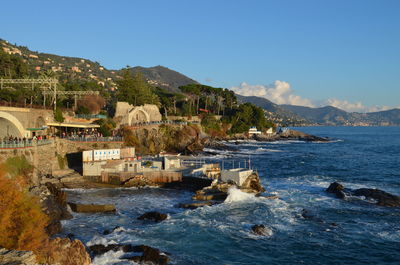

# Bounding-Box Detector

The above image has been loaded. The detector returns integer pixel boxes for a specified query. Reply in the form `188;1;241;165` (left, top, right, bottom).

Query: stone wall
0;139;124;183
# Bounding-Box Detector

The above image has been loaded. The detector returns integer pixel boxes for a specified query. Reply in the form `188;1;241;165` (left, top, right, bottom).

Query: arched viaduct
0;107;53;138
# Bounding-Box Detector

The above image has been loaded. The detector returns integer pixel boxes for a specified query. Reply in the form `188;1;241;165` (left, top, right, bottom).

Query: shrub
0;168;49;255
3;155;33;181
57;154;66;170
54;108;64;123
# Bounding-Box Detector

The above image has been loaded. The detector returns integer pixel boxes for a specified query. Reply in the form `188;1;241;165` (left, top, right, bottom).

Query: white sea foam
224;187;255;203
91;250;131;265
86;235;118;247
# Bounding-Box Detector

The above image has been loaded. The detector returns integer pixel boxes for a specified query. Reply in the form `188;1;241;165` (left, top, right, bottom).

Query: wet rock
241;173;266;193
251;224;273;236
353;188;400;207
103;226;121;235
178;201;216;209
90;244;169;265
137;211;168;222
128;245;169;265
46;237;91;265
326;182;400;207
89;244;126;256
326;182;346;199
192;188;228;201
301;209;324;223
0;248;37;265
68;202;116;213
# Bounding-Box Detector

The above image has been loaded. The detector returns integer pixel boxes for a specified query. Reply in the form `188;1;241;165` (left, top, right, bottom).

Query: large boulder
137;211;168;222
326;182;400;207
45;237;91;265
326;182;346;199
128;245;169;265
241;173;265;193
0;248;37;265
251;224;273;236
178;201;216;209
353;188;400;207
68;202;116;213
89;244;169;265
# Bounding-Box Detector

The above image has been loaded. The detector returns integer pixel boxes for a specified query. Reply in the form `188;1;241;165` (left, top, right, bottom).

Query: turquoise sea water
61;127;400;264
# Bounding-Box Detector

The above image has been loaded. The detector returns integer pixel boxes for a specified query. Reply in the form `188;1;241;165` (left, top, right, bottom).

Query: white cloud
231;81;395;113
324;98;393;113
231;81;315;107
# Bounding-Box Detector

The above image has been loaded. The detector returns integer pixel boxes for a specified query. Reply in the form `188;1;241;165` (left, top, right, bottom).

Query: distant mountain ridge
237;94;400;126
124;66;198;92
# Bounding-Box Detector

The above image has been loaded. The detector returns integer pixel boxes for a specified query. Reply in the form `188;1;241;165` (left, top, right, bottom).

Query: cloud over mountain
231;81;314;107
231;81;395;113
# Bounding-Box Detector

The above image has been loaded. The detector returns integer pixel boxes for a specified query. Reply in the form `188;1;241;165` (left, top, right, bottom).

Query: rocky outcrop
224;129;329;142
241;173;265;193
178;201;216;209
0;248;37;265
251;224;273;236
353;188;400;207
326;182;400;207
192;172;265;202
137;211;168;222
68;202;116;213
29;182;72;235
326;182;346;199
45;237;91;265
89;244;169;265
273;129;329;142
192;187;228;201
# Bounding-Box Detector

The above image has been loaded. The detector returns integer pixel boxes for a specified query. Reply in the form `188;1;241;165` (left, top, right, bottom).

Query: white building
248;126;262;135
83;149;121;162
220;168;253;186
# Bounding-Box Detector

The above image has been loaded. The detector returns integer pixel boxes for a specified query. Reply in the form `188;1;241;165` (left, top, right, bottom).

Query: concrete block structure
220;168;253;186
164;157;181;170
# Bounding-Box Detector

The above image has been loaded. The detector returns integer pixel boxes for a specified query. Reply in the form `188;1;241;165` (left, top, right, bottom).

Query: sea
60;126;400;265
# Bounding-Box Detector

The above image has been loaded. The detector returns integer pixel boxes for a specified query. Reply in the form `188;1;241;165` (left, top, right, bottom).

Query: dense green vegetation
0;40;275;134
116;69;159;106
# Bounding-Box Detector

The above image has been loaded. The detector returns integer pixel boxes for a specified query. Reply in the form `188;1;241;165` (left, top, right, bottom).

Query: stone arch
35;116;46;128
0;111;27;138
128;107;150;125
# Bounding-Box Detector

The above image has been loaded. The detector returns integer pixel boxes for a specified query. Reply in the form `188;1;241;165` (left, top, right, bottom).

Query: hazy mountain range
2;38;399;126
238;94;400;126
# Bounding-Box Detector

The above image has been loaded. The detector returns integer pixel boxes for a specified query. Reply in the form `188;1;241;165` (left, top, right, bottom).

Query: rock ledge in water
68;202;116;213
89;244;169;265
326;182;400;207
137;211;168;222
251;224;273;236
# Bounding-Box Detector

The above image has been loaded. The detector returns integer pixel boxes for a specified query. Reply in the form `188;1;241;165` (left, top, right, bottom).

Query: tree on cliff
0;49;29;78
116;69;159;106
227;103;273;134
0;168;49;254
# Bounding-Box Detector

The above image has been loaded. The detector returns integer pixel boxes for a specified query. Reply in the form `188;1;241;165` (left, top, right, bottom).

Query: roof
101;159;124;169
46;122;100;128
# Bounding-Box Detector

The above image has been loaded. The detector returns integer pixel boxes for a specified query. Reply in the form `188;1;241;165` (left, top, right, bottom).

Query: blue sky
1;0;399;112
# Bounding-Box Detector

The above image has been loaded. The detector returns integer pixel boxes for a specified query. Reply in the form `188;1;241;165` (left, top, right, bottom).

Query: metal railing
75;114;107;119
0;139;53;149
66;136;123;142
